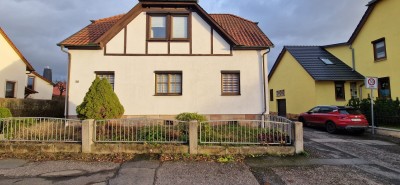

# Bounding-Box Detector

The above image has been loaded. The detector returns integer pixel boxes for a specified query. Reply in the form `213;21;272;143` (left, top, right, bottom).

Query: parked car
298;106;369;134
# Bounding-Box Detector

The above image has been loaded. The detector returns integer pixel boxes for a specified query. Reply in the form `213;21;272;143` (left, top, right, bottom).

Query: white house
58;0;273;120
26;71;54;100
0;27;53;100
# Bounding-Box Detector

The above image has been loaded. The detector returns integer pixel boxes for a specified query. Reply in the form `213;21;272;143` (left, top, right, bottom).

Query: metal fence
200;116;293;145
0;117;82;142
94;118;188;144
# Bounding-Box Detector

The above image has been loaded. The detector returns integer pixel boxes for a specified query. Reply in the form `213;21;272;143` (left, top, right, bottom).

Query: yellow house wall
315;81;363;106
325;45;353;68
269;51;316;115
352;0;400;99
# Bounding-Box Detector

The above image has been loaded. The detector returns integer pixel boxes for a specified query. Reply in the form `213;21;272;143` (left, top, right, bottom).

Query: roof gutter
60;46;71;118
262;47;271;118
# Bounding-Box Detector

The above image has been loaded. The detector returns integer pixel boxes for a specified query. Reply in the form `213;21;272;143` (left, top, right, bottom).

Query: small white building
26;71;54;100
0;27;53;100
59;0;273;119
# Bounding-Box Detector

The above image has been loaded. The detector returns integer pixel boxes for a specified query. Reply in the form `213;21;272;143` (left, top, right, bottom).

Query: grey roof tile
285;46;365;81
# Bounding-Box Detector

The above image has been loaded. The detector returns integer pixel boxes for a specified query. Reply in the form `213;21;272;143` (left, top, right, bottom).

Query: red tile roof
59;14;125;46
59;13;272;48
209;14;273;47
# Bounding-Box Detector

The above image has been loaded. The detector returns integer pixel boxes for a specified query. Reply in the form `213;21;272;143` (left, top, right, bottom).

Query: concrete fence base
0;119;304;156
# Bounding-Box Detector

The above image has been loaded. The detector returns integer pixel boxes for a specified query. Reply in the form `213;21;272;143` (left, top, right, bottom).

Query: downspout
61;46;71;118
350;45;356;71
261;48;271;120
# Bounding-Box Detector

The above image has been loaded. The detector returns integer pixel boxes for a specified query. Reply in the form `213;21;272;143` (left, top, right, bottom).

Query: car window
309;107;320;113
339;108;362;115
319;107;333;113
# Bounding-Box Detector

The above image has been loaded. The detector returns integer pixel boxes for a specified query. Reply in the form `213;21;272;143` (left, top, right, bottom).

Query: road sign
365;77;378;89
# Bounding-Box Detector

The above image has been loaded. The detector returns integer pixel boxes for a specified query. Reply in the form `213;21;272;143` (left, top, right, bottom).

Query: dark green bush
76;77;125;120
0;107;12;118
348;97;400;126
176;112;207;122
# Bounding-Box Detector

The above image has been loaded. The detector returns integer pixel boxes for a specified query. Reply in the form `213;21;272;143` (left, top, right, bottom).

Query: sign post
365;77;378;135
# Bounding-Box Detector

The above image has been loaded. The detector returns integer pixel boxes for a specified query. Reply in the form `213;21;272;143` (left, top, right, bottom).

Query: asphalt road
246;127;400;185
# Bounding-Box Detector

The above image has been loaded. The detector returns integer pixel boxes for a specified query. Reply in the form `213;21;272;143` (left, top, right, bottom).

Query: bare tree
54;81;66;97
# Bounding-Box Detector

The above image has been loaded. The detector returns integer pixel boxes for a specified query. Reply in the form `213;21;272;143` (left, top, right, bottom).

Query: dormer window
148;14;189;41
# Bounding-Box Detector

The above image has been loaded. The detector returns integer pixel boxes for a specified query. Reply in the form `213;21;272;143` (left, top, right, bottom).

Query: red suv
298;106;369;134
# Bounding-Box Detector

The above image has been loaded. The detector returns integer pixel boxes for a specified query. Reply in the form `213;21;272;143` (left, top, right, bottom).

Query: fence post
294;122;304;154
82;119;95;153
189;121;199;155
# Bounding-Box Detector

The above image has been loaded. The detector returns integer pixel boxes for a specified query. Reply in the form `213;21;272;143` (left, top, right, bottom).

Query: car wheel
299;117;308;127
326;121;337;134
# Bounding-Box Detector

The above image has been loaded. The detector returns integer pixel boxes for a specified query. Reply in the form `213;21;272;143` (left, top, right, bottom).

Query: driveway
246;127;400;185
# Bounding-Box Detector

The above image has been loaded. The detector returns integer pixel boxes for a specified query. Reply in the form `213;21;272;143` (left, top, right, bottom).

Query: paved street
1;127;400;185
247;127;400;185
0;156;258;185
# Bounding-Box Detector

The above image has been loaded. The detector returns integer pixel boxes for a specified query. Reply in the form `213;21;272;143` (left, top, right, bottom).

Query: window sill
222;94;241;96
154;94;182;96
147;39;190;42
374;58;387;62
335;99;346;101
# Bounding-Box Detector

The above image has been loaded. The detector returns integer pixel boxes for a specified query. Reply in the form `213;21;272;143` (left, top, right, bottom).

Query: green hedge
0;98;64;118
348;98;400;127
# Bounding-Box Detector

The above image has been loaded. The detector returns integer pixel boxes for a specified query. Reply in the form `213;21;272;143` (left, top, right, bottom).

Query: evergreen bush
76;77;124;120
0;107;12;118
176;112;207;122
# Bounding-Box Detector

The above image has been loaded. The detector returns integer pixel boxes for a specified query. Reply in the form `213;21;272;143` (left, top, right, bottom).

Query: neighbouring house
326;0;399;100
26;71;54;100
268;46;365;117
58;0;273;119
0;27;53;100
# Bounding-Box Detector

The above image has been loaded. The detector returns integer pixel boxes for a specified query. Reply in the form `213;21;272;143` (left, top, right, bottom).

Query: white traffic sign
365;77;378;89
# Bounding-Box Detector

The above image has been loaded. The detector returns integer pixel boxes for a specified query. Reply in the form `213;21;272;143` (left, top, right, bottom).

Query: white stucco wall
106;12;231;55
126;12;147;54
0;33;28;99
68;9;270;117
27;75;53;100
68;49;267;116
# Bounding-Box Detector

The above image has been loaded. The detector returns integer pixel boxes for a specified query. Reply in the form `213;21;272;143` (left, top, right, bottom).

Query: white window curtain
172;16;188;39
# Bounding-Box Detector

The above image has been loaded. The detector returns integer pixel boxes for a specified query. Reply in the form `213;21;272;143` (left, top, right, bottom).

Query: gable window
96;72;115;90
150;16;167;39
155;72;182;95
5;81;16;98
172;16;188;39
148;14;189;41
335;81;345;100
221;71;240;96
27;76;35;90
372;38;387;61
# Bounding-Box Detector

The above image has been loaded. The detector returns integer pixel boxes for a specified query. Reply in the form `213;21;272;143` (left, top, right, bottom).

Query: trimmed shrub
176;112;207;122
76;77;125;120
0;107;12;118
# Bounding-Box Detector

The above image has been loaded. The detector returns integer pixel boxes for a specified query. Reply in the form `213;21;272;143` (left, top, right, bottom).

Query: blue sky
0;0;370;81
